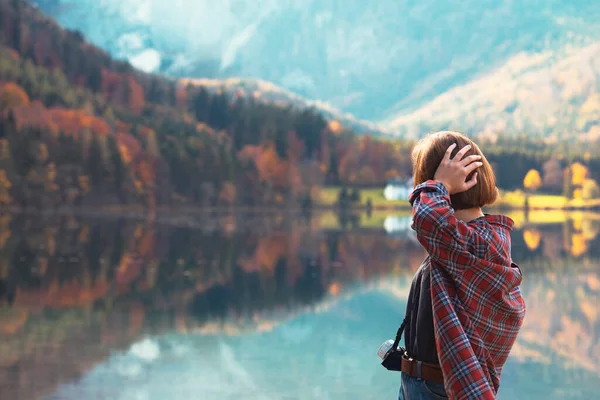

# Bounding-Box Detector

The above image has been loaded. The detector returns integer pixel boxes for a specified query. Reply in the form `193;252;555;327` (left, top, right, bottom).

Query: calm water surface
0;211;599;400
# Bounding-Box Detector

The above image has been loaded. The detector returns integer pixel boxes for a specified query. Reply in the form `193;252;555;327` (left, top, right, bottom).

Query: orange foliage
239;144;290;190
101;69;125;104
49;108;111;138
116;120;132;133
127;76;145;114
239;234;289;273
0;82;30;111
116;252;143;287
14;280;109;309
328;282;342;296
11;101;58;136
102;70;145;113
116;132;142;164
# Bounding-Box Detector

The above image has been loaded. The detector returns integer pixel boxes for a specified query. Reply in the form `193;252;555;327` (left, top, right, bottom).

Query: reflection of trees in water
0;213;599;398
517;267;600;374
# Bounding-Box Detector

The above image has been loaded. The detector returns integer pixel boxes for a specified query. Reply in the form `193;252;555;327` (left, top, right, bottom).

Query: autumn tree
581;179;600;200
0;82;30;112
85;135;106;188
542;158;563;193
571;162;589;186
523;169;542;192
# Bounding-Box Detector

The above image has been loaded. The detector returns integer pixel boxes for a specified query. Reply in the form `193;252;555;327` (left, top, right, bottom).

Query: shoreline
1;202;599;218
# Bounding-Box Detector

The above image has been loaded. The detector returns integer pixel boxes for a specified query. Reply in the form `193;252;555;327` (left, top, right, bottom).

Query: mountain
33;0;600;125
387;44;600;140
0;0;372;210
179;77;393;136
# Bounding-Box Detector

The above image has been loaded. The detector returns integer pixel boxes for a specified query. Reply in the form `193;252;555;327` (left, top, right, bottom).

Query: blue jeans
398;372;448;400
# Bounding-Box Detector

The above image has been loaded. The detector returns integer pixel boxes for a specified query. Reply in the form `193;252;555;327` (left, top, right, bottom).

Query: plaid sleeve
408;180;477;274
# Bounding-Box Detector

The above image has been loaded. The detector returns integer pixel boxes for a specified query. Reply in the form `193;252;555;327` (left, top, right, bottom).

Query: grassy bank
496;190;600;210
318;187;600;211
314;208;600;230
318;187;411;209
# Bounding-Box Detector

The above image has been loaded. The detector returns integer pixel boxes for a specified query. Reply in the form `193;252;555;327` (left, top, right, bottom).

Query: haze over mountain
32;0;600;137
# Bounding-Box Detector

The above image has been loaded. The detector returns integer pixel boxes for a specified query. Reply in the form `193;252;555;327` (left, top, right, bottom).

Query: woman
399;131;526;399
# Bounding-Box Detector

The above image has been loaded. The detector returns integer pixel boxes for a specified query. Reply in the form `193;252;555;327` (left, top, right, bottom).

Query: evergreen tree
85;136;105;188
107;135;124;196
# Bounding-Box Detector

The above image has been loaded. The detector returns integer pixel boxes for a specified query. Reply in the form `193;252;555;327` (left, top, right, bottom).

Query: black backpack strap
392;315;408;352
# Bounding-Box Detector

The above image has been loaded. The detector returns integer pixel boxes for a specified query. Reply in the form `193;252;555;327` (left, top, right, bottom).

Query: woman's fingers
460;154;482;166
464;172;478;190
453;144;472;161
443;143;457;163
465;161;483;175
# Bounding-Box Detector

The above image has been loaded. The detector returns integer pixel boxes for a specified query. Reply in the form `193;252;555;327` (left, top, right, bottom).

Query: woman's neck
454;207;484;223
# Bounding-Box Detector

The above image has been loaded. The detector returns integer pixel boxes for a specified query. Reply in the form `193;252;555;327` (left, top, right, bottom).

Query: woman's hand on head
434;143;483;195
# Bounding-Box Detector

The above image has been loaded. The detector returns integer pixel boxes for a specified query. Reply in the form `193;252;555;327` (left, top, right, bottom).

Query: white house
383;177;414;201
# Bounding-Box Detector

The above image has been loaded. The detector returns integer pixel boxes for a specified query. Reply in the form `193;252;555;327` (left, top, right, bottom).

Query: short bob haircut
412;131;498;210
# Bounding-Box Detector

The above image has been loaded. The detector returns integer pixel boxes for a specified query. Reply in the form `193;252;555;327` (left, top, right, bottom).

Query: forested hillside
0;0;598;210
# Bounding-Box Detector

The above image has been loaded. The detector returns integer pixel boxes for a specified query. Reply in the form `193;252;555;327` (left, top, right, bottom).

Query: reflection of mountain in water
50;275;600;400
0;212;599;399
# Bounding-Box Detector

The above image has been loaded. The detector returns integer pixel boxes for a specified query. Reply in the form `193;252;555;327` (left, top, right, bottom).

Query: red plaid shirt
409;181;526;400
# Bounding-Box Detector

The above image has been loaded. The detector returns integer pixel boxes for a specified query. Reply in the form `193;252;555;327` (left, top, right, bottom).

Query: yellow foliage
523;169;542;191
571;233;587;257
570;162;589;186
523;228;542;250
581;219;599;241
581;179;600;200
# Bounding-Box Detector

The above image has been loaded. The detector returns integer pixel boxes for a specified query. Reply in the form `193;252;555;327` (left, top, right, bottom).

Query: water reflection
0;211;598;399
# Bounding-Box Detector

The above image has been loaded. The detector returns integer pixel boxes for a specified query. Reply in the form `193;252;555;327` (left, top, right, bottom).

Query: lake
0;210;599;400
